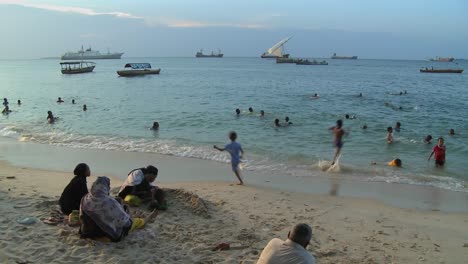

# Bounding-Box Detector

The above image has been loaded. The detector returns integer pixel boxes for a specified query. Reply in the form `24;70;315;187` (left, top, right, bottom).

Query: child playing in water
329;119;345;165
214;131;244;185
386;127;393;143
428;137;446;167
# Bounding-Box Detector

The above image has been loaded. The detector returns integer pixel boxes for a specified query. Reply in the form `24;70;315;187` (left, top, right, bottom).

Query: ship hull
61;53;124;60
276;58;300;63
261;54;290;59
420;69;463;73
117;68;161;77
195;54;223;58
331;56;358;60
61;66;95;74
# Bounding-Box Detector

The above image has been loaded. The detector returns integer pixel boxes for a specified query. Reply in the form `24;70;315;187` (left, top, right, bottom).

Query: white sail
264;37;291;57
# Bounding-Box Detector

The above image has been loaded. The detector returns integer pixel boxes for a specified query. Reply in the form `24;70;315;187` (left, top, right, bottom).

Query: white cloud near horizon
0;0;141;19
0;0;270;29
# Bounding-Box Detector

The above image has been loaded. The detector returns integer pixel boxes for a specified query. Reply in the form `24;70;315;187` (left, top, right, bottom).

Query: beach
1;141;468;263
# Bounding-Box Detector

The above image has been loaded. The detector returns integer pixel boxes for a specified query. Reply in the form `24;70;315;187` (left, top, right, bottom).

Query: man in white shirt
257;223;316;264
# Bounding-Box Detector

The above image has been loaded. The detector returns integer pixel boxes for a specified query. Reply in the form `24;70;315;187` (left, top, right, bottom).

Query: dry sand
1;160;468;264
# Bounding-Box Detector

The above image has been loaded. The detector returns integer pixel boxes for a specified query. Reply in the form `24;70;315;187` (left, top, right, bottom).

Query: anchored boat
261;37;291;58
61;46;123;60
331;53;358;60
296;59;328;65
196;49;223;58
60;61;95;74
117;63;161;77
420;67;463;73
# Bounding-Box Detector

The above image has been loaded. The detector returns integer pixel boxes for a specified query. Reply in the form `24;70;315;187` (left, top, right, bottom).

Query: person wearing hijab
59;163;91;215
79;176;157;242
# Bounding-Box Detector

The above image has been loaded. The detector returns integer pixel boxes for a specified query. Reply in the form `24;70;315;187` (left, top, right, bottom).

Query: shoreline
1;136;468;213
1;160;468;263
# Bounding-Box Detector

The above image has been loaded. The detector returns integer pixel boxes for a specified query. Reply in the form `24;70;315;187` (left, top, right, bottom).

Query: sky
0;0;467;59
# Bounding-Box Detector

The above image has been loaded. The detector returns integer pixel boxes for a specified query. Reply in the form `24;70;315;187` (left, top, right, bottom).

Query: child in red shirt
428;137;446;167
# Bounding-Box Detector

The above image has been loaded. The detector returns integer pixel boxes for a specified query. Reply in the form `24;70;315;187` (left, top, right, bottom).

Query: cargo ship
331;53;357;60
61;46;123;60
195;49;223;58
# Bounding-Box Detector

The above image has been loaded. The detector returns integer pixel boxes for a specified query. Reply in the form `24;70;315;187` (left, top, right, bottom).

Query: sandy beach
1;156;467;264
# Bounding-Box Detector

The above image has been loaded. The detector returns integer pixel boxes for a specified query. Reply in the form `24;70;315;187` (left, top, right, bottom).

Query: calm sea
1;58;467;191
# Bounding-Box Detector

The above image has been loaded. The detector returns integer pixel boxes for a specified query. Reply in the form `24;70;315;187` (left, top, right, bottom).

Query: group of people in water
235;107;293;127
59;163;164;242
2;97;88;123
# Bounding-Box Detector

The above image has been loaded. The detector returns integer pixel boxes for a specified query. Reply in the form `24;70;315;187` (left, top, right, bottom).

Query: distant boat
61;46;123;60
331;53;357;60
117;63;161;77
296;59;328;65
60;61;95;74
429;56;454;62
196;49;223;58
420;67;463;73
261;37;291;58
276;57;300;64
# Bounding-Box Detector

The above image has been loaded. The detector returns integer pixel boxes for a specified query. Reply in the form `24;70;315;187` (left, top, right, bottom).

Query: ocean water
1;58;467;192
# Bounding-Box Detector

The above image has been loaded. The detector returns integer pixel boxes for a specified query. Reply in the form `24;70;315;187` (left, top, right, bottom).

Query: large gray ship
61;46;123;60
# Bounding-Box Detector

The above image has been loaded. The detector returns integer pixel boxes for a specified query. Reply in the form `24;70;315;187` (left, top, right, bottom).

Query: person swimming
47;111;56;123
17;99;21;105
394;122;401;132
151;122;159;130
311;93;319;99
248;107;253;113
388;158;402;167
83;104;87;111
285;116;292;125
274;118;281;127
260;110;265;117
424;135;432;144
362;124;368;129
57;97;64;103
2;105;11;114
72;99;75;104
235;108;240;116
449;128;455;135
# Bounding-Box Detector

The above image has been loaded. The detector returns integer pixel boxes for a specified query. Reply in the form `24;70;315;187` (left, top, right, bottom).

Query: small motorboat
117;63;161;77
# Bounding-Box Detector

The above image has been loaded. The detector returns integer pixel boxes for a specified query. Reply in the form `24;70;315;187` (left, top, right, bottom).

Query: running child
214;131;244;185
329;119;345;165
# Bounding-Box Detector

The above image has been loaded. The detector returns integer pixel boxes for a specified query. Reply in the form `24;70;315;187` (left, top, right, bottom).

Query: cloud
0;0;141;19
0;1;266;29
145;18;265;29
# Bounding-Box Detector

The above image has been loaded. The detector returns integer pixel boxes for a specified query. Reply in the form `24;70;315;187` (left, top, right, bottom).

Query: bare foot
237;182;244;185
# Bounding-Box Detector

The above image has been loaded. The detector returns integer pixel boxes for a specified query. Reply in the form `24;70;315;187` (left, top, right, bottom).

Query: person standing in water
329;120;345;165
428;137;446;167
83;104;87;111
214;131;244;185
387;127;393;143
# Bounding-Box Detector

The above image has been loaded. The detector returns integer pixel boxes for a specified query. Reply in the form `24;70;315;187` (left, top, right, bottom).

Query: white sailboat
261;37;292;58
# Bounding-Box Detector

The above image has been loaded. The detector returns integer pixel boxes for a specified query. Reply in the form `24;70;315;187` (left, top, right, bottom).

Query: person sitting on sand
57;97;64;103
257;223;316;264
59;163;91;215
47;111;57;123
118;165;167;210
80;176;158;242
151;121;159;130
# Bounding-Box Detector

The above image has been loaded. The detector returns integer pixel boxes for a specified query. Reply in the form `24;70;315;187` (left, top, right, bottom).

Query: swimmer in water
83;104;87;111
311;93;319;99
274;118;281;127
72;99;75;104
47;111;56;123
57;97;64;103
424;135;432;144
387;127;393;143
17;100;21;105
285;116;292;125
248;107;253;113
371;158;402;167
394;122;401;132
235;108;240;116
449;128;455;135
260;110;265;117
151;122;159;130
